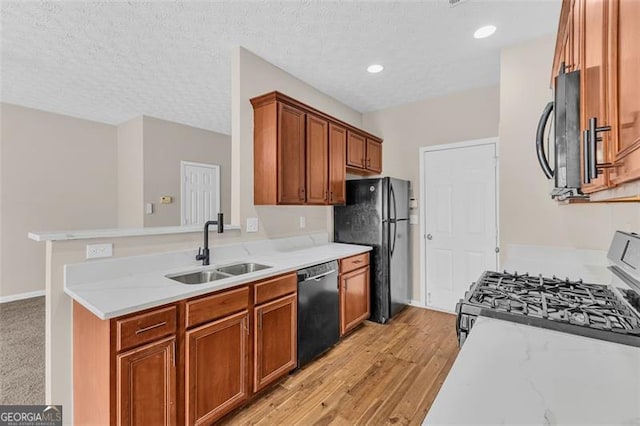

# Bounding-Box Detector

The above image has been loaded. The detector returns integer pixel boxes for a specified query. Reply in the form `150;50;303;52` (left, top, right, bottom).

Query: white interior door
181;161;220;226
423;141;498;312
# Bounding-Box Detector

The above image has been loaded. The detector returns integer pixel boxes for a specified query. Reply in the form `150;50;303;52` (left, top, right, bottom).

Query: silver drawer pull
352;260;363;264
135;321;167;334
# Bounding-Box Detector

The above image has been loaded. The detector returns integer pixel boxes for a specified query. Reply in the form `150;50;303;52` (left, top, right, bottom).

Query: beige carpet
0;296;45;405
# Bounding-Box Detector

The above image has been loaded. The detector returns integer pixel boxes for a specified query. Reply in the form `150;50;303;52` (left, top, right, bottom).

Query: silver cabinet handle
135;321;167;334
426;234;433;240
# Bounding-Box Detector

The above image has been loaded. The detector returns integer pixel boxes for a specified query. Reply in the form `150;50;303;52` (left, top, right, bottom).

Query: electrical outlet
86;243;113;259
299;216;306;229
246;217;259;233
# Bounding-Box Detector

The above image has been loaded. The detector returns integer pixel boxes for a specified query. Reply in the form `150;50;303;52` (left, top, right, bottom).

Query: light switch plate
86;243;113;259
145;203;153;214
246;217;259;233
299;216;306;229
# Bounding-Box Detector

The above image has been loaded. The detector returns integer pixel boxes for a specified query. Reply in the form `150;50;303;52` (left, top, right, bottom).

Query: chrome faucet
196;213;224;266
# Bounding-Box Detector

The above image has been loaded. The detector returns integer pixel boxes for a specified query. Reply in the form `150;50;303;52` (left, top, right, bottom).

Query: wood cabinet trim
251;91;383;143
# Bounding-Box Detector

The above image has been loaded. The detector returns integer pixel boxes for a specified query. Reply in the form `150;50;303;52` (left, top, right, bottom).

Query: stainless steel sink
214;262;271;276
166;269;232;285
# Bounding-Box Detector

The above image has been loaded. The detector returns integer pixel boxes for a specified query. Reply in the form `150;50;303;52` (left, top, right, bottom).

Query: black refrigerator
334;177;411;324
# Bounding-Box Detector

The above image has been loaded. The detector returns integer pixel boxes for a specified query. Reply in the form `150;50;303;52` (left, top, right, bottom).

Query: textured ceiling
1;0;560;135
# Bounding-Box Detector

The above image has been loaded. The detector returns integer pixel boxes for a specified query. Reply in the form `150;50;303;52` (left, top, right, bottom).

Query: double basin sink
166;262;271;285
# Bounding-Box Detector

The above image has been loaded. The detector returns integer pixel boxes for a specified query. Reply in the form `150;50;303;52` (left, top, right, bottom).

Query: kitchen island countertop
65;234;371;320
424;316;640;425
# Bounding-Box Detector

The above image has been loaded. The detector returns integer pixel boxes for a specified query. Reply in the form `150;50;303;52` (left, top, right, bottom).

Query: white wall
0;103;118;299
499;35;640;257
231;47;363;238
362;86;500;302
142;116;232;227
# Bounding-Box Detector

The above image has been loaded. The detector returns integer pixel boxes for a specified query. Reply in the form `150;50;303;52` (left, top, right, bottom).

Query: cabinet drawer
186;286;249;329
340;252;370;275
254;273;297;305
116;306;177;352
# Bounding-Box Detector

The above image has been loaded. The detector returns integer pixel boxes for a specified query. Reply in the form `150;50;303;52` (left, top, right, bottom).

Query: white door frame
180;161;221;226
419;137;500;309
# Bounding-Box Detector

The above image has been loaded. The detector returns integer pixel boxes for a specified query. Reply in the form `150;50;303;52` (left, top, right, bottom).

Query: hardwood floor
220;306;460;426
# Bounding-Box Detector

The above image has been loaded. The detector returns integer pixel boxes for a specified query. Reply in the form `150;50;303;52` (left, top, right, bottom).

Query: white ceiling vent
449;0;470;7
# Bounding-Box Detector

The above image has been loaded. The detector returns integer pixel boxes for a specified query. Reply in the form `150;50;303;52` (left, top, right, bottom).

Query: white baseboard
408;299;427;308
0;290;45;304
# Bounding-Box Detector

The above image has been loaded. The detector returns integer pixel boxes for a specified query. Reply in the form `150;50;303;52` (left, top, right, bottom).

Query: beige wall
116;116;144;228
499;35;640;257
0;103;118;299
231;47;363;239
142;116;232;227
362;86;500;302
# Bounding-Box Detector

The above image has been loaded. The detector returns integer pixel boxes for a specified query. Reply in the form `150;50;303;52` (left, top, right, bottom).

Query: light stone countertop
28;223;241;241
424;316;640;425
64;233;371;320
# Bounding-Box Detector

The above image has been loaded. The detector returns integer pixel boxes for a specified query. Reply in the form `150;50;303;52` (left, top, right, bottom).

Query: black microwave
536;68;585;200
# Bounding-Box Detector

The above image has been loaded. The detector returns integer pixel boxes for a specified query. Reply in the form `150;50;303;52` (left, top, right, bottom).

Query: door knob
426;234;433;240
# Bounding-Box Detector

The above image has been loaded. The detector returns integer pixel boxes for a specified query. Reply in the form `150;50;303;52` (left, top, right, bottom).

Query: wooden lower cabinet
340;266;371;335
117;337;177;426
254;293;297;392
339;253;371;336
185;310;250;426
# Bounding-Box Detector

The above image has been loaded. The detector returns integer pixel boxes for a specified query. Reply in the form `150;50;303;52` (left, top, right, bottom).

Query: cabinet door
609;0;640;184
306;114;329;204
254;294;297;392
117;337;176;426
278;103;306;204
186;311;249;426
366;139;383;173
581;0;612;193
572;0;582;71
329;123;346;204
340;266;370;336
346;131;366;168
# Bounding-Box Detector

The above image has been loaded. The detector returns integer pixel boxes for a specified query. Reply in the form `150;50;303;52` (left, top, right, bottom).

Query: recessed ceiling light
473;25;497;39
367;64;384;74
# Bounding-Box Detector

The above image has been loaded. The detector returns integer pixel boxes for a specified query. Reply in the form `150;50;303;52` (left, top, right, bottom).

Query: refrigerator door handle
390;182;398;221
391;221;397;257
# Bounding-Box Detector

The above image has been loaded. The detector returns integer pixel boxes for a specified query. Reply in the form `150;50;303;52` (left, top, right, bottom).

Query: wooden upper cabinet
366;139;383;174
278;103;307;204
609;0;640;185
347;132;383;175
185;310;250;426
329;124;347;204
346;131;366;168
252;92;383;204
306;114;329;204
117;337;176;426
581;0;611;193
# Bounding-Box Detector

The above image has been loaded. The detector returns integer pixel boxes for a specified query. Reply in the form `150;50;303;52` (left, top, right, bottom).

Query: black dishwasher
297;261;339;368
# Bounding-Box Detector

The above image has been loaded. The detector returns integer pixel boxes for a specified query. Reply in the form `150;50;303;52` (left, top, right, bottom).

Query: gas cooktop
456;231;640;348
456;270;640;347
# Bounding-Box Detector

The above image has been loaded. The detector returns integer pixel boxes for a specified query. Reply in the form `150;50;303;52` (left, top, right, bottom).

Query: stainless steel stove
456;231;640;348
